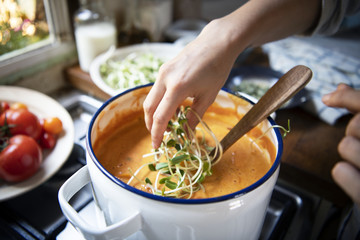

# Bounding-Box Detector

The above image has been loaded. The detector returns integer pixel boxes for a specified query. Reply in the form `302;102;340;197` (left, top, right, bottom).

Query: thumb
186;93;218;130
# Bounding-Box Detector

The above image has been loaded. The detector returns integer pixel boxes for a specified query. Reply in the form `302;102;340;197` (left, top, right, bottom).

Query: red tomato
0;135;43;182
42;117;63;135
0;101;10;115
0;109;42;140
39;132;57;149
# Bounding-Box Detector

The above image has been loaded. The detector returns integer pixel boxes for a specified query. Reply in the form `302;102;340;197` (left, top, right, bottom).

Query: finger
143;82;166;132
322;84;360;112
332;161;360;205
151;90;186;149
187;93;218;130
345;113;360;138
338;136;360;169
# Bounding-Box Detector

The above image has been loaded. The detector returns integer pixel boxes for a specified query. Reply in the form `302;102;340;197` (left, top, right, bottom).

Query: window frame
0;0;76;83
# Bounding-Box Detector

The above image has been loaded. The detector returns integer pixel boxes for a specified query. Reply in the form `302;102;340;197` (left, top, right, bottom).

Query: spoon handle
219;65;312;155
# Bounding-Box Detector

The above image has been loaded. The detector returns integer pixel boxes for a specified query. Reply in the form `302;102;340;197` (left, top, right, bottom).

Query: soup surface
93;100;276;199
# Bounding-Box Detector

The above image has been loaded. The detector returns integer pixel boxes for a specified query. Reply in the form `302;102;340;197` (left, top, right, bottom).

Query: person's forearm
214;0;322;57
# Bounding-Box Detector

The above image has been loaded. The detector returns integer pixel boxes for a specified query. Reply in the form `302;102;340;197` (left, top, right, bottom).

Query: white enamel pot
58;84;283;240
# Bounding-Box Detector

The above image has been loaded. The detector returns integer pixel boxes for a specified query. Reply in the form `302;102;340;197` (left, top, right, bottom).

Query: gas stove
0;90;334;240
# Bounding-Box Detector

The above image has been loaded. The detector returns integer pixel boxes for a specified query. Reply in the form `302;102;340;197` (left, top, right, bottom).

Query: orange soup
93;101;276;199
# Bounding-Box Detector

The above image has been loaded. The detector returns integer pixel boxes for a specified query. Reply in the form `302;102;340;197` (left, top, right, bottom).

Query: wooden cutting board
65;65;111;101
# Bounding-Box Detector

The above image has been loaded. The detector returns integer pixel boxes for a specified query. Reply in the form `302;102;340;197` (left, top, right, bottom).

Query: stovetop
0;90;325;240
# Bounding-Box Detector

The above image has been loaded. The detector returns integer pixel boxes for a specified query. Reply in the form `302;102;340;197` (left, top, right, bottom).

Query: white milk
75;22;116;72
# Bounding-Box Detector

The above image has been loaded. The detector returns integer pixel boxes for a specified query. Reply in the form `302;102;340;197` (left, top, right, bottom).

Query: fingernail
152;141;159;149
337;83;349;90
322;94;330;103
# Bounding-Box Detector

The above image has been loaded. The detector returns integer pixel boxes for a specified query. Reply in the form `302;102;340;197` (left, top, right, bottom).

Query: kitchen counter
65;55;352;207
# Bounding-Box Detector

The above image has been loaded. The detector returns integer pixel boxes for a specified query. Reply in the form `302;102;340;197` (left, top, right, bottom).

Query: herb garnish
127;106;223;199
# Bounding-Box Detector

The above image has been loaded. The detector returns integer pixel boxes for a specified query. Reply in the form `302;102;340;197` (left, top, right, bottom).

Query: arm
143;0;321;149
322;84;360;207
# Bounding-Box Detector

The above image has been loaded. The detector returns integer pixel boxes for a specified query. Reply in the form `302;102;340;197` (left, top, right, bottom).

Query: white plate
0;86;74;201
89;43;183;96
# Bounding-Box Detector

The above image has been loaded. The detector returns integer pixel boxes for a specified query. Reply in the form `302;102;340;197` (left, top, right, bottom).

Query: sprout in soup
127;106;223;199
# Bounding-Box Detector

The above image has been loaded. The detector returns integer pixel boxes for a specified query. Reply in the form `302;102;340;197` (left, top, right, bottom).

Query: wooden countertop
276;107;351;206
65;63;352;207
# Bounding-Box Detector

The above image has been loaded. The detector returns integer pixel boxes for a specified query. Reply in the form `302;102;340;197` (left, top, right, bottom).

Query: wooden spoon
211;65;312;160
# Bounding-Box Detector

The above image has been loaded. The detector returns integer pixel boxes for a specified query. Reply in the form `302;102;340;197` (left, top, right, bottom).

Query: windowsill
0;37;54;62
0;40;78;94
0;39;77;83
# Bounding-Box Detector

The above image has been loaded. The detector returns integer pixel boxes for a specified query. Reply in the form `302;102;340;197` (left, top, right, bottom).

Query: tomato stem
0;115;14;138
0;115;14;151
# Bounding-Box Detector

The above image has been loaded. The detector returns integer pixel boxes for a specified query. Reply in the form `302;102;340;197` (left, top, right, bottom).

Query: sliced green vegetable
100;52;165;90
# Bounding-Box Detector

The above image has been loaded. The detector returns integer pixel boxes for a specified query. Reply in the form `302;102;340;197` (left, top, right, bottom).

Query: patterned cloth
262;36;360;125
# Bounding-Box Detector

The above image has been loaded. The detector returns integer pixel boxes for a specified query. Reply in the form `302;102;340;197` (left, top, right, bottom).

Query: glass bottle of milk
74;0;117;72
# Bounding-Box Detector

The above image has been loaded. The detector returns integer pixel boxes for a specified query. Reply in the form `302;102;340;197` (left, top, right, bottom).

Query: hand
322;83;360;206
143;19;243;149
143;0;322;149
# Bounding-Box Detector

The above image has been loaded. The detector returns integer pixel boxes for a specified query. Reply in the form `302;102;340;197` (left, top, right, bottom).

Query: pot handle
58;166;142;240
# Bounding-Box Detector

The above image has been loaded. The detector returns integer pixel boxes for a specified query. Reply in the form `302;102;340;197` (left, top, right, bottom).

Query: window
0;0;75;82
0;0;51;58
